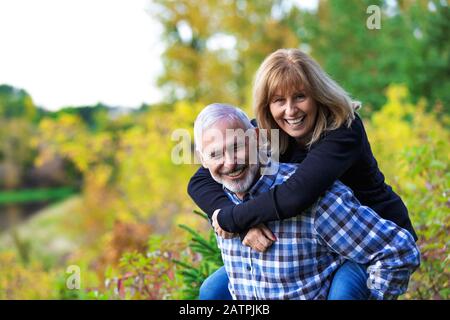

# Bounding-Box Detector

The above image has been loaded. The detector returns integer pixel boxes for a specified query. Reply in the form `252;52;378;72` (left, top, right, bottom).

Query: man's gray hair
194;103;254;152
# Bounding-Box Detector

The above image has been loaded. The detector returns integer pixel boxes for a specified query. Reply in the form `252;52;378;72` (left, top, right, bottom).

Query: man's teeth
227;167;245;177
285;116;305;125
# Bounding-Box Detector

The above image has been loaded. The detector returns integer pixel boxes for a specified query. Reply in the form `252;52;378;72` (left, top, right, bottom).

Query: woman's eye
273;98;284;104
296;94;305;100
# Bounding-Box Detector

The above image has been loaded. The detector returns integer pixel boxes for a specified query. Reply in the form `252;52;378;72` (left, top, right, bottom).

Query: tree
0;85;38;188
0;85;37;121
151;0;301;108
152;0;449;114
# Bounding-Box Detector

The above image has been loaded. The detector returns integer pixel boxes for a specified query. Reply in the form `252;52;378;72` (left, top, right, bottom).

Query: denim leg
327;260;370;300
198;266;232;300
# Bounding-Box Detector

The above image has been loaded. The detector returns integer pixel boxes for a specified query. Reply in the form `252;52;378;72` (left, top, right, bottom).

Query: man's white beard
213;163;260;195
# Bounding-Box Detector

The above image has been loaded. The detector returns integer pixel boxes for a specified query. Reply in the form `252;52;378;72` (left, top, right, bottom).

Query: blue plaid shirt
217;161;420;300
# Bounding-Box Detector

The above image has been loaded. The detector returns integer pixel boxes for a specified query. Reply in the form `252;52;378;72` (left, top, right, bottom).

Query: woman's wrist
216;206;238;233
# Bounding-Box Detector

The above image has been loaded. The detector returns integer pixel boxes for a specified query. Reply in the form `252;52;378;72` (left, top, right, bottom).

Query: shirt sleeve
217;116;364;233
187;166;251;240
313;183;421;300
187;165;235;220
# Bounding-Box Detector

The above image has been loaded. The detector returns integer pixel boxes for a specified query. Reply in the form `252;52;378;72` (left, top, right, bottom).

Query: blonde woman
189;49;417;300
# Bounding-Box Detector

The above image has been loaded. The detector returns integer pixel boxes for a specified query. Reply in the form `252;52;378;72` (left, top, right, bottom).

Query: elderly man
193;103;420;300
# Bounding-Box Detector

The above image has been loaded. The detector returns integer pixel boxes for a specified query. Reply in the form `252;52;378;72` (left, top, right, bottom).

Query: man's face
200;118;260;195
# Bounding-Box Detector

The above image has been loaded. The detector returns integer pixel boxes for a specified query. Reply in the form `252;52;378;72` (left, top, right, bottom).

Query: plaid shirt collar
222;160;280;203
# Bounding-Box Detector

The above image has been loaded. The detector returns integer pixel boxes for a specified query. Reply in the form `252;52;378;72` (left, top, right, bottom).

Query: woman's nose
285;99;297;116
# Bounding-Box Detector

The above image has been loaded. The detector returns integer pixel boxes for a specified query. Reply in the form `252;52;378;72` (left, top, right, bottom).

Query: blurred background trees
152;0;449;114
0;0;448;300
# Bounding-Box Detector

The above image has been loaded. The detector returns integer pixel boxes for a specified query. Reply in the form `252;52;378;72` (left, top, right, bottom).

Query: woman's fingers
259;224;277;241
255;238;272;252
217;228;235;239
243;227;274;252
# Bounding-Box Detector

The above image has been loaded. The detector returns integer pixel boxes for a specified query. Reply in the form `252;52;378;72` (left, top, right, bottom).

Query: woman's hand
212;209;237;239
242;224;277;253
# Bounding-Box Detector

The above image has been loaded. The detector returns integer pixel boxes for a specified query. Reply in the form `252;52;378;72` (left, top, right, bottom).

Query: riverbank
0;196;83;267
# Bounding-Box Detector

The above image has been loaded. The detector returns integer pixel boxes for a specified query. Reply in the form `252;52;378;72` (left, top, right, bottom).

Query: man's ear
196;150;208;169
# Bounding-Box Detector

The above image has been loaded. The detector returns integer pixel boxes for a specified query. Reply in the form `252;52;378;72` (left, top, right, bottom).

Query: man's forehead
202;120;253;149
202;118;250;143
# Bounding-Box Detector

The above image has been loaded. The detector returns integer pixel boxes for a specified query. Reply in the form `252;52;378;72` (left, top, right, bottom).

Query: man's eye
208;152;219;159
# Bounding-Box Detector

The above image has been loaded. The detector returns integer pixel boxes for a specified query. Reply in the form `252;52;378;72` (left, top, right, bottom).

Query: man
194;103;420;300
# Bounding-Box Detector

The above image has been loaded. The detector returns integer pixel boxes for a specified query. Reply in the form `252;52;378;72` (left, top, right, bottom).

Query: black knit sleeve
217;117;364;233
187;165;235;220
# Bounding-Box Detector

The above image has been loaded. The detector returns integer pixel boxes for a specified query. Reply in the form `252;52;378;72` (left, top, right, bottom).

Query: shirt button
246;265;251;271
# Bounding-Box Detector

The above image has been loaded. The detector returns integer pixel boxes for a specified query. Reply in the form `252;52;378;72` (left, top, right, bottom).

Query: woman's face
269;88;318;145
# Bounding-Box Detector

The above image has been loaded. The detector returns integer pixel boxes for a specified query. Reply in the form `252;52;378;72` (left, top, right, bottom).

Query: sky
0;0;163;111
0;0;318;111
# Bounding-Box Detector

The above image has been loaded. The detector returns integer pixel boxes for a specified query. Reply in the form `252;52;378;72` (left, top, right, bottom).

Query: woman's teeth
226;167;245;177
285;115;305;126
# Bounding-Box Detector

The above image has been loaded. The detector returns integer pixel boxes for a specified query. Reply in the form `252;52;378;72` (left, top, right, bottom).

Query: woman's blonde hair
253;48;359;154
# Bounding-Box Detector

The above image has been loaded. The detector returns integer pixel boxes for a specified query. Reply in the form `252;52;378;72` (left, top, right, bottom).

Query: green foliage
174;210;223;300
0;85;37;120
153;0;450;113
94;235;184;300
151;0;299;107
0;251;59;299
49;103;117;132
0;118;37;188
0;1;448;301
0;187;76;204
364;85;449;299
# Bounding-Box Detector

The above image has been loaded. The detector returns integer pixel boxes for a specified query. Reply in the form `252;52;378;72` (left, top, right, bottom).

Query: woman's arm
187;165;235;220
216;117;365;233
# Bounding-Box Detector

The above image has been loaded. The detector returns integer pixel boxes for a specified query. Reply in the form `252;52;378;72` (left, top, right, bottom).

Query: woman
189;48;417;300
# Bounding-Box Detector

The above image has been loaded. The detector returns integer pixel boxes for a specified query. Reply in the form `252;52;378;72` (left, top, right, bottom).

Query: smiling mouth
223;165;247;179
285;115;306;127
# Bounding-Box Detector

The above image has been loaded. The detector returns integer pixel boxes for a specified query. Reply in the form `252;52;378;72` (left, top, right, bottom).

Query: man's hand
242;224;276;253
212;209;237;239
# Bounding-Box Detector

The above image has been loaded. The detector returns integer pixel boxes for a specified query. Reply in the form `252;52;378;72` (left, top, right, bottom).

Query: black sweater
187;114;418;241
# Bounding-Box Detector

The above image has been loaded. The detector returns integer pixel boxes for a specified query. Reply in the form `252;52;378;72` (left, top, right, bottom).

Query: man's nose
223;151;237;168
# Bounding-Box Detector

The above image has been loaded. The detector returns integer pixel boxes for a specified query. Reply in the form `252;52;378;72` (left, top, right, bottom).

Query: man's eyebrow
225;141;239;149
210;147;222;152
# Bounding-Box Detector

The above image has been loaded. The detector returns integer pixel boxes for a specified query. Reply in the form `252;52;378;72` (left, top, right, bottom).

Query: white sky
0;0;163;111
0;0;318;111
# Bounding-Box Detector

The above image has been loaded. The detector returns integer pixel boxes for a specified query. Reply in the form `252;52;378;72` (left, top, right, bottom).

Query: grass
0;187;77;204
0;196;83;268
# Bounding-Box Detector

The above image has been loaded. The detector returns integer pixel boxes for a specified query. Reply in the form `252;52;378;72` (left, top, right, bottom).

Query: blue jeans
327;260;370;300
198;260;370;300
199;265;233;300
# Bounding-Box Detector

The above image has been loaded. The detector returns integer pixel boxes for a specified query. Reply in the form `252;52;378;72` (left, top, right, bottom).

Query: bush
174;210;223;299
365;85;449;299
